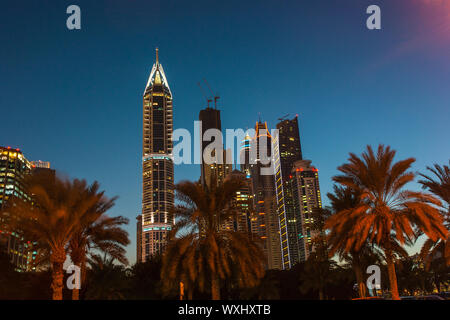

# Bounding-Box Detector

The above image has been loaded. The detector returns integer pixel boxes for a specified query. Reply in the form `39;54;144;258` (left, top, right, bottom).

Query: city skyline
1;0;449;264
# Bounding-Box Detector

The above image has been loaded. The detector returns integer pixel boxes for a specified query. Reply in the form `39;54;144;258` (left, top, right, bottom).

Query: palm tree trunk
434;273;441;293
72;288;79;300
319;289;324;300
211;275;220;300
71;261;80;300
180;281;185;300
385;252;400;300
318;275;325;300
355;266;367;298
70;255;85;300
50;247;66;300
353;257;367;298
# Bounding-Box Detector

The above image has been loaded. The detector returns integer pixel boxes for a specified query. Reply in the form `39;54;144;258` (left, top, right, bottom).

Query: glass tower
273;116;303;269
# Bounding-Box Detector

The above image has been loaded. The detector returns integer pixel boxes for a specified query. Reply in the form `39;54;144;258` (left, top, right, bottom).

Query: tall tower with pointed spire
139;48;174;262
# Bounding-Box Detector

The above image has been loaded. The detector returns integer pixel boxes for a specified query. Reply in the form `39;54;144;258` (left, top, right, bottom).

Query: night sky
1;0;449;264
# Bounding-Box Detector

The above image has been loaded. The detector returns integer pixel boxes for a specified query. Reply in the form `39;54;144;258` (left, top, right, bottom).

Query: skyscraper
287;160;322;262
199;107;231;189
250;121;282;270
276;116;302;179
273;116;303;269
0;146;36;271
139;49;174;262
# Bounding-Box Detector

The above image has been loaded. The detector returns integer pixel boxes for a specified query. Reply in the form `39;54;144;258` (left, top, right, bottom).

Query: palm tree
326;185;412;298
299;252;338;300
161;177;266;300
160;232;197;300
418;161;450;270
84;253;128;300
332;145;447;300
418;161;450;210
326;185;383;298
239;270;281;300
5;172;103;300
68;181;129;300
298;207;335;300
129;255;168;299
396;254;434;296
68;184;129;300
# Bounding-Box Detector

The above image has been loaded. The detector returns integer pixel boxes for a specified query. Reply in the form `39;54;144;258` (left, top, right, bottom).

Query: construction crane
197;82;212;108
278;114;290;122
203;78;220;109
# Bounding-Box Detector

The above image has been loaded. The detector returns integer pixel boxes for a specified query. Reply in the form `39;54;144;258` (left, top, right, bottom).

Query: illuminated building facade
30;160;50;169
288;160;322;262
273;116;303;269
140;49;174;262
239;133;253;178
250;121;282;270
31;160;55;180
238;134;258;235
221;170;256;235
277;116;302;179
136;215;142;263
0;146;36;271
202;149;232;189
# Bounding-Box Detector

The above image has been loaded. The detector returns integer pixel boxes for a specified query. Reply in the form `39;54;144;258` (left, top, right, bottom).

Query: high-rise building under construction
199;106;232;189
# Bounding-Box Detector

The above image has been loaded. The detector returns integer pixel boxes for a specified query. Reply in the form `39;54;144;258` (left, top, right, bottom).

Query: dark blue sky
1;0;449;263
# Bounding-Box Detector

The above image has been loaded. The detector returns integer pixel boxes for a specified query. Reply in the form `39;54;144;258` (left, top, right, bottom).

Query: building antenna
203;78;220;109
155;47;159;64
278;114;290;122
197;82;212;108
